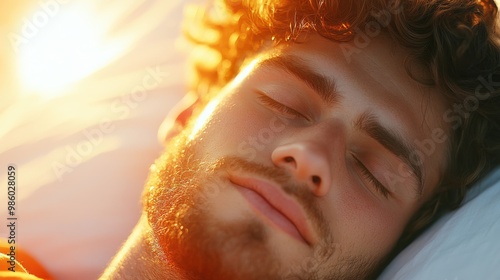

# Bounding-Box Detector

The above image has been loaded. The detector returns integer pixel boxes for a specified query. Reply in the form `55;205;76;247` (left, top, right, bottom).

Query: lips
230;175;316;245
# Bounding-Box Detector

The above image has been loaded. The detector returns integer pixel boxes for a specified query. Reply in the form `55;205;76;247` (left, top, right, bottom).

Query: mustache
208;156;331;240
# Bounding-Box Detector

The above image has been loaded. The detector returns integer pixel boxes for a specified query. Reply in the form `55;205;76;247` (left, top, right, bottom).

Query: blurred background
0;0;194;107
0;1;199;279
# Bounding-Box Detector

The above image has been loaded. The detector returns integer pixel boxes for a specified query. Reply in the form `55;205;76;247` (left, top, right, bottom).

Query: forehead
247;34;451;198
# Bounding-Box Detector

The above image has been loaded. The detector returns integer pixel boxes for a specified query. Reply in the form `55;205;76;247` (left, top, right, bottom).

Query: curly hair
184;0;500;255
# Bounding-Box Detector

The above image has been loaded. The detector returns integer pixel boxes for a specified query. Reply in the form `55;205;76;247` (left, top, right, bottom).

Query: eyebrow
258;55;339;105
355;112;424;197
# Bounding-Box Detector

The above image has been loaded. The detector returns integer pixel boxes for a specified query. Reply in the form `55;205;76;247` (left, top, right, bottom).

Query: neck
100;214;180;280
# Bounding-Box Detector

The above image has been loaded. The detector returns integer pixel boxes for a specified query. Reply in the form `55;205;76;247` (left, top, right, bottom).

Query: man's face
145;34;450;279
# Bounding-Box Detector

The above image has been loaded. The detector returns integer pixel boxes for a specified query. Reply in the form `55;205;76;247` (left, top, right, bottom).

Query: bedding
379;166;500;279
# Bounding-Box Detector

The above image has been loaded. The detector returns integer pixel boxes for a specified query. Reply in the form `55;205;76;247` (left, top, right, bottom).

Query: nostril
311;175;321;186
284;156;294;163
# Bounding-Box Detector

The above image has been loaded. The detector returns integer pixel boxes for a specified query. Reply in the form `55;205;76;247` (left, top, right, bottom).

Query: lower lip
235;185;306;243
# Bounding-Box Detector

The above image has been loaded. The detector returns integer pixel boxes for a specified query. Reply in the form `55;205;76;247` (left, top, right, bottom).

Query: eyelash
257;93;305;119
353;157;390;198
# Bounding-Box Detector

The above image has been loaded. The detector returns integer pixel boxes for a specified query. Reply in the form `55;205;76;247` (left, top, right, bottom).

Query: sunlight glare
189;99;220;141
17;1;130;99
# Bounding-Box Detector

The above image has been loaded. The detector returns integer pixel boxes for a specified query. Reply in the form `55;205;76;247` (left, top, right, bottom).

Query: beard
143;130;377;280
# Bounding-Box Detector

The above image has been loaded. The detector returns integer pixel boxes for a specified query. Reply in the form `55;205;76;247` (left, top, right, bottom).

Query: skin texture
102;34;451;279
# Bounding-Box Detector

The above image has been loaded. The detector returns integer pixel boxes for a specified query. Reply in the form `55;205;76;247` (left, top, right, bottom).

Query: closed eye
353;156;390;198
256;91;307;120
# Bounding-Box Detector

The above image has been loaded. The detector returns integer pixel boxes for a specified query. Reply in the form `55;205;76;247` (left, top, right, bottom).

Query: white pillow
379;166;500;280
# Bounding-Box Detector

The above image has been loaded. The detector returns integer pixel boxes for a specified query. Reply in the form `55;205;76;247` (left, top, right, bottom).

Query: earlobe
157;92;200;144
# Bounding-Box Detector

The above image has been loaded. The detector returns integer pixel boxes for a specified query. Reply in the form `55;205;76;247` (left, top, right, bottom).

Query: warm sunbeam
15;1;139;99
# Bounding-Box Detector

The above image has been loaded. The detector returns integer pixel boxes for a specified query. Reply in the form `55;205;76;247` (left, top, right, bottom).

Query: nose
271;142;332;196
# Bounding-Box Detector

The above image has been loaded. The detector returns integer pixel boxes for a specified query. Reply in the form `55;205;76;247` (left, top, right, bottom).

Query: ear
157;92;200;144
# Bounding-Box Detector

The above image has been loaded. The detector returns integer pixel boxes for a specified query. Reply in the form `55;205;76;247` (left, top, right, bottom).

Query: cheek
190;93;275;161
328;179;407;258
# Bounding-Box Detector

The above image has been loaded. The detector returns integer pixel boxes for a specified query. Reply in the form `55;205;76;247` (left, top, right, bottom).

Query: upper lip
229;173;316;245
